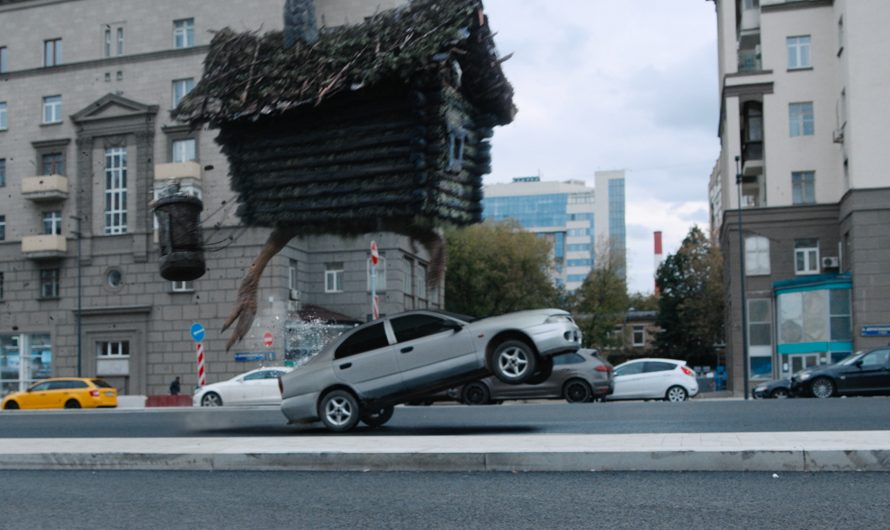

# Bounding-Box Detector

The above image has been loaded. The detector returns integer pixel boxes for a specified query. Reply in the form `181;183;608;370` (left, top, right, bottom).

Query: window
334;323;388;359
794;239;819;275
39;268;60;298
778;288;851;346
106;269;122;288
104;27;112;57
613;362;644;377
105;26;124;57
745;236;770;276
748;298;773;351
390;314;457;343
404;257;414;296
117;28;125;55
786;35;811;69
416;263;427;300
172;138;196;163
325;263;343;293
173;18;194;48
43;38;62;67
632;325;645;347
447;128;466;172
104;147;128;234
644;361;675;373
553;352;585;365
789;102;814;137
0;159;5;186
42;95;62;124
0;215;4;240
172;78;194;108
172;280;193;292
97;341;129;357
0;46;7;73
792;171;815;205
829;290;851;341
42;211;62;235
288;259;298;290
0;102;7;130
42;152;64;175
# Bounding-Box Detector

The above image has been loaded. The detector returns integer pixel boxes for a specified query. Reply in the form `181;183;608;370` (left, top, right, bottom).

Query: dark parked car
752;378;791;399
451;349;613;405
790;347;890;398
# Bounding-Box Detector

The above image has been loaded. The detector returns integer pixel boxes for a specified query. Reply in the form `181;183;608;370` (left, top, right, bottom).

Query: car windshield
838;351;866;366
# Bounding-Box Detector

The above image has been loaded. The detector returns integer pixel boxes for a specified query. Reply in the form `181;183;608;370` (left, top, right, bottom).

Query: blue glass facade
483;194;569;228
608;178;626;255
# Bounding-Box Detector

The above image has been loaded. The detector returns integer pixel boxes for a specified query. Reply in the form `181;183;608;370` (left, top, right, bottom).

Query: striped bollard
195;342;206;387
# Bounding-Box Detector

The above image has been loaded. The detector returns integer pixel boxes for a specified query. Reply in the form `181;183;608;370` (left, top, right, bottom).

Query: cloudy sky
483;1;720;294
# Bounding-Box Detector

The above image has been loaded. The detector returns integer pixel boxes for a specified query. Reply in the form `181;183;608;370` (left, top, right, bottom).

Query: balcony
21;174;69;202
741;141;763;177
22;234;67;260
155;161;203;182
737;49;762;73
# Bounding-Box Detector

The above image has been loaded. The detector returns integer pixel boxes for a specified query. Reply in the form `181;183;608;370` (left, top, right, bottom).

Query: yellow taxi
1;378;118;410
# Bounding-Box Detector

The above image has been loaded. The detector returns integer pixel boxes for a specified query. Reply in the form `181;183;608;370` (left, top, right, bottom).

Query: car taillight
594;365;610;372
278;377;284;395
90;390;100;397
680;366;694;377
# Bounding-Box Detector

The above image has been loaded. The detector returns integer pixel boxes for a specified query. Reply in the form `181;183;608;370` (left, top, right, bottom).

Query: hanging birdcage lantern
153;192;206;281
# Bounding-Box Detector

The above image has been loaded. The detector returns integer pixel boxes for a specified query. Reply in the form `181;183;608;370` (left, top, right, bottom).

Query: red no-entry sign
263;331;273;348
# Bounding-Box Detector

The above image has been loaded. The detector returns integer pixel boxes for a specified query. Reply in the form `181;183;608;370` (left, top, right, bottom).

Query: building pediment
71;93;159;124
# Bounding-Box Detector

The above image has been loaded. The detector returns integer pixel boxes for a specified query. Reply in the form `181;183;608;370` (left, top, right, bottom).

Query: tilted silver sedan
279;309;582;432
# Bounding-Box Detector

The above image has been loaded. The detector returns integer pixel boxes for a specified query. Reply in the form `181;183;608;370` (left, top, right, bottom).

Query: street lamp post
735;156;750;400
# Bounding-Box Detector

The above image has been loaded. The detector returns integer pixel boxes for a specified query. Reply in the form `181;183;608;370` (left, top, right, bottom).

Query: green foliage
444;221;561;317
573;245;629;349
628;291;659;311
655;226;725;365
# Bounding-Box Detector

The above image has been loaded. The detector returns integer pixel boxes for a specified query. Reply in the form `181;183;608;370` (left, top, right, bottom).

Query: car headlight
754;385;766;392
545;315;572;324
798;372;812;381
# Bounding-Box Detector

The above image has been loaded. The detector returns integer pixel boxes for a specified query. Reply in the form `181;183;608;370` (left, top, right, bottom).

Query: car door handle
339;363;352;370
400;346;414;354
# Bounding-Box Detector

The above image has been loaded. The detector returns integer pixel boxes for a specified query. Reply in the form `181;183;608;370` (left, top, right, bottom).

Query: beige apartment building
709;0;890;395
0;0;446;397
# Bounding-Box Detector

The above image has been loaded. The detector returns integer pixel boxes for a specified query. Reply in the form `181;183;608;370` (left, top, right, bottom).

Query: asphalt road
2;397;889;437
2;469;889;529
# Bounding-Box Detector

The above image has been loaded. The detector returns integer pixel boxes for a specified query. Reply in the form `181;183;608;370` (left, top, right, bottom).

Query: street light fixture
735;155;750;400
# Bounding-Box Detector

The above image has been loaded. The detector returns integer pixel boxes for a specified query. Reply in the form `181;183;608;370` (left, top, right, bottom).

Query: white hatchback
606;358;698;402
193;366;293;407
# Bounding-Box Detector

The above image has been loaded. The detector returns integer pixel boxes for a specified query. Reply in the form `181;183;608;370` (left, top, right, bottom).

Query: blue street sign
190;322;206;343
861;325;890;337
234;351;276;362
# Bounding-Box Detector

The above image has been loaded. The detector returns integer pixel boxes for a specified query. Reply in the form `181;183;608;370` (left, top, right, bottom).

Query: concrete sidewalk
1;431;888;472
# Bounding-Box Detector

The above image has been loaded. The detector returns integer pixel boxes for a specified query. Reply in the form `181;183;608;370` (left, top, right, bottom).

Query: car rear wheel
770;388;790;399
4;401;19;410
201;392;223;407
360;405;394;428
665;385;688;402
563;379;593;403
810;377;835;399
462;382;491;405
489;340;538;384
64;399;81;409
318;390;360;433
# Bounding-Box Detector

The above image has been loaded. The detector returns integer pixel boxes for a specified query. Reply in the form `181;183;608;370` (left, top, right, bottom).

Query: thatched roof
174;0;515;128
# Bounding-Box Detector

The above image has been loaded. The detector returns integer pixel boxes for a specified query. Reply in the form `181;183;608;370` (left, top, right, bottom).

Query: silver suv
279;309;582;432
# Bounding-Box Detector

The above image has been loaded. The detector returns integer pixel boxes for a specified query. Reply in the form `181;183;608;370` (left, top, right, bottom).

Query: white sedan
606;358;698;402
193;367;293;407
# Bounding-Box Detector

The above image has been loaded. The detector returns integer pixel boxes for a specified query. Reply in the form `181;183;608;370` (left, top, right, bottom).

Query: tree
573;241;629;349
628;291;659;311
444;220;561;317
654;226;725;366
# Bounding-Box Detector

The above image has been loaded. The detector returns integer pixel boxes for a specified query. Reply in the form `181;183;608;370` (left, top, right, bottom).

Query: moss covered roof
174;0;515;128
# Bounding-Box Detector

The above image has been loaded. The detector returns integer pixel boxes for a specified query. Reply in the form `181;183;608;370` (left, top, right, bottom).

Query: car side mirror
448;322;464;333
855;359;864;368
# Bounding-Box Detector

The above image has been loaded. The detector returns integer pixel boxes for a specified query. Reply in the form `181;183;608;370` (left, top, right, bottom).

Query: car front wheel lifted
490;340;538;384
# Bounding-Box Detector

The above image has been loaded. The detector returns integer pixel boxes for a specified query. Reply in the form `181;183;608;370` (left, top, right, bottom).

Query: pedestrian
169;376;181;396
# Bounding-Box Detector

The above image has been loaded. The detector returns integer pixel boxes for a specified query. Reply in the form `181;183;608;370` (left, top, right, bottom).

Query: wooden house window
448;128;467;173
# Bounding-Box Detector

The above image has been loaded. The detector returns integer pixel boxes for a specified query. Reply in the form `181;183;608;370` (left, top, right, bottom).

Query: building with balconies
708;0;890;395
0;0;449;397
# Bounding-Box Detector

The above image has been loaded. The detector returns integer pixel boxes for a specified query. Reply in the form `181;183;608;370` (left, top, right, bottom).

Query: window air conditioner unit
289;289;301;301
821;256;840;269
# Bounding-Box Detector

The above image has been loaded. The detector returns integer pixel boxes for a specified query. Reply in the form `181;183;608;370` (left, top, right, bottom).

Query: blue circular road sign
190;323;206;343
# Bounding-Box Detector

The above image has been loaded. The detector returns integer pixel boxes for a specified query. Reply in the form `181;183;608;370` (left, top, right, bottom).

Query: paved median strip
1;432;889;472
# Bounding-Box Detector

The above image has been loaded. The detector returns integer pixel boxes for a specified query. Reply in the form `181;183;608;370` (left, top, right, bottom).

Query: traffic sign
263;331;273;348
190;323;205;343
370;240;379;266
